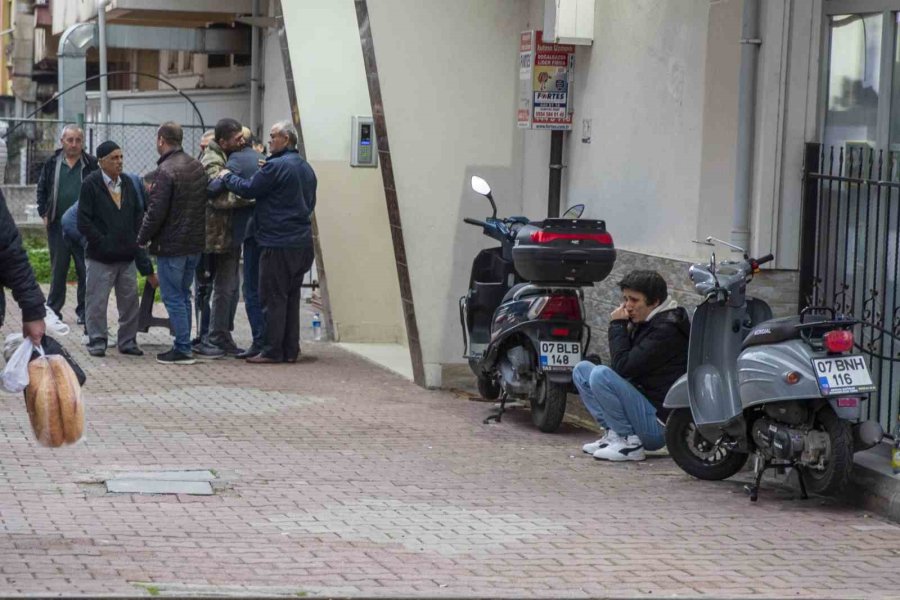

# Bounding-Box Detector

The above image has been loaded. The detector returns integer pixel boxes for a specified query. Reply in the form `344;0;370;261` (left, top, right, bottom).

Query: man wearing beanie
77;141;157;357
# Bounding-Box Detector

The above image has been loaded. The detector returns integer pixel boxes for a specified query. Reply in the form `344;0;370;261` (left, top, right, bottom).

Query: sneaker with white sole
593;434;646;462
582;429;620;455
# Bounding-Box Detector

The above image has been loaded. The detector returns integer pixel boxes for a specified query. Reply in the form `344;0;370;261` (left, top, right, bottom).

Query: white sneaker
593;434;646;462
582;429;620;454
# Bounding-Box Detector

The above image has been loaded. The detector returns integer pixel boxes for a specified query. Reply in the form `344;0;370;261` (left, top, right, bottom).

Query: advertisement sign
517;30;575;130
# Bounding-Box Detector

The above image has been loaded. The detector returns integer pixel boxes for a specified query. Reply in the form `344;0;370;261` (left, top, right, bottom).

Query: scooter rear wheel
530;380;567;433
801;406;854;496
476;375;501;400
666;409;749;481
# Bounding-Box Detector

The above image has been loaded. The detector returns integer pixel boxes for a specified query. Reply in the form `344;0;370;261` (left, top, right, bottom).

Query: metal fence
799;142;900;433
3;117;208;185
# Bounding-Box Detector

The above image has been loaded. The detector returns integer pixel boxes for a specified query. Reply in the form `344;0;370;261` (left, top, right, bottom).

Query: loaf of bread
49;355;84;444
23;355;84;447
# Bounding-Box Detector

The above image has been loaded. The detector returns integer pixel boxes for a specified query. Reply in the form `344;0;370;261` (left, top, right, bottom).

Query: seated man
573;270;689;461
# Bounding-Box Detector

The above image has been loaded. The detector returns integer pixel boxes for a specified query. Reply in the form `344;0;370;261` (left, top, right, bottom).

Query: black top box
512;218;616;284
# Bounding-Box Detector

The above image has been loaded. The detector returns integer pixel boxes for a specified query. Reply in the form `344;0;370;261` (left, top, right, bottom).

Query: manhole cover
104;470;216;495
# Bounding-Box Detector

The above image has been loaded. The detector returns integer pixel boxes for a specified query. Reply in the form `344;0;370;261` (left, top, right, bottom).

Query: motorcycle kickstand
794;464;809;500
483;391;508;425
744;455;770;503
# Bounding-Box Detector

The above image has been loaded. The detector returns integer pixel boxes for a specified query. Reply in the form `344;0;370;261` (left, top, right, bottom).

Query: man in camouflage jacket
200;118;254;354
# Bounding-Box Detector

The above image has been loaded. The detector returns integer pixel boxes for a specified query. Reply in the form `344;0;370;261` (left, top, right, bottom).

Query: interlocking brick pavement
2;289;900;598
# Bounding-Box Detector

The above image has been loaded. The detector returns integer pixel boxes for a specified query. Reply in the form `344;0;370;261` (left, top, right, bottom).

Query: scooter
663;237;884;501
459;176;616;432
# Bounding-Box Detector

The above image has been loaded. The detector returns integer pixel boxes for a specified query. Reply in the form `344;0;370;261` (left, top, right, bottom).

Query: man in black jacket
573;270;690;462
36;124;98;324
138;122;208;365
78;141;157;357
0;190;46;343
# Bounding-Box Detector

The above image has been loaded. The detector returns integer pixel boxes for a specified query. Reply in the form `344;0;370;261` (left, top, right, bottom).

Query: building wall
280;1;407;346
363;0;530;385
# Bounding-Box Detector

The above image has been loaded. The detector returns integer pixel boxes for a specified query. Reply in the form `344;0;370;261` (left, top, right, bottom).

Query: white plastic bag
2;339;38;393
42;305;70;336
3;333;23;361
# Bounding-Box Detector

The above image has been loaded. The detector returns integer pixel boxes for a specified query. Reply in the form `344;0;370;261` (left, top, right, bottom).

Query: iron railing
799;142;900;433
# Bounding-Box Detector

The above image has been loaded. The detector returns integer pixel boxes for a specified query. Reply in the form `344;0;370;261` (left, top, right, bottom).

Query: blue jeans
242;236;265;348
157;254;200;354
572;361;665;450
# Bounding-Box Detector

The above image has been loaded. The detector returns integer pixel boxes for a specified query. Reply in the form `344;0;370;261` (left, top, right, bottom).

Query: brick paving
2;290;900;598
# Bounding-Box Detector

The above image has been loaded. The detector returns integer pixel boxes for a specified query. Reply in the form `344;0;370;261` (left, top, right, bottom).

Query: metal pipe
97;0;109;123
548;129;563;217
731;0;761;253
249;0;260;135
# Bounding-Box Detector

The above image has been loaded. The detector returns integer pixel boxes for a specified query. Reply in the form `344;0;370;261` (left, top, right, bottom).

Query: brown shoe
246;355;280;364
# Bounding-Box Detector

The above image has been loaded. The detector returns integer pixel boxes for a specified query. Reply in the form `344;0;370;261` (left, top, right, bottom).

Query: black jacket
608;303;690;420
221;148;316;248
77;170;152;275
0;190;46;325
36;149;99;222
138;148;207;256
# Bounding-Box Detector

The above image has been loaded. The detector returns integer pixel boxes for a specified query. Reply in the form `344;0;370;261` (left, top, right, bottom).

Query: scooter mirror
561;204;585;219
471;176;492;197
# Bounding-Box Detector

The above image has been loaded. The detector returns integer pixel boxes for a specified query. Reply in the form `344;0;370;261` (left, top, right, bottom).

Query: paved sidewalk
2;293;900;598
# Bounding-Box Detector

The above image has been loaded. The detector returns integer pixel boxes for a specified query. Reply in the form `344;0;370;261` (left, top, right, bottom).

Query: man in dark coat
0;190;46;343
77;141;157;357
138;122;207;365
573;270;690;462
217;120;316;364
36;124;98;324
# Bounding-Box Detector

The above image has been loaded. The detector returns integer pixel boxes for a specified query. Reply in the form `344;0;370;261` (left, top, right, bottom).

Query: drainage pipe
249;0;261;135
97;0;110;124
731;0;761;253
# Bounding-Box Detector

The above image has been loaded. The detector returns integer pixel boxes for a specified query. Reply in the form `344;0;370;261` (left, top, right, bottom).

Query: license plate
811;354;877;396
540;341;581;371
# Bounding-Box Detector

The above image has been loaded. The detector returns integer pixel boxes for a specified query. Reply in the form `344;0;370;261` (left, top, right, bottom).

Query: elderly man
138;122;208;365
36;124;99;324
218;120;316;364
77;141;157;357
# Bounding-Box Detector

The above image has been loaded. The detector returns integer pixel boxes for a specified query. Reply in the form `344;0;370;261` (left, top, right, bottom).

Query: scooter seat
741;315;826;349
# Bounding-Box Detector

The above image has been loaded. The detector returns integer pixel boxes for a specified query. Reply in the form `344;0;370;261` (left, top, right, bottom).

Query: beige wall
365;0;530;384
281;1;407;346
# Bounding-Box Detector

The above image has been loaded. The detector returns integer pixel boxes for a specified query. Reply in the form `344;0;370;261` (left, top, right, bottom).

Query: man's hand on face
23;319;45;346
611;303;630;321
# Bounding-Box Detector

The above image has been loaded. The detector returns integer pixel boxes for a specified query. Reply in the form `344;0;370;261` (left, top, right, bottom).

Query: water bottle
892;414;900;475
312;312;322;341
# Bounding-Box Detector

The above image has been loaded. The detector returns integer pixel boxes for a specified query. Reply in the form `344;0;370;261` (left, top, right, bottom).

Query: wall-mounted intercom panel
351;116;378;167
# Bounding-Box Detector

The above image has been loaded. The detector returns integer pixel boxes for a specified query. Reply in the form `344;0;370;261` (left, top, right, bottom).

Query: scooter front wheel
476;375;500;400
530;379;567;433
666;409;749;481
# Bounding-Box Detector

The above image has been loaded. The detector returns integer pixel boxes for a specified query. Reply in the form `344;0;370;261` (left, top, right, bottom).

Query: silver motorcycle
664;238;884;501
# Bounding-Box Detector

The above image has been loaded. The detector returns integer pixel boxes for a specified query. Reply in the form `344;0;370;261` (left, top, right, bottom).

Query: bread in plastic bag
23;354;84;447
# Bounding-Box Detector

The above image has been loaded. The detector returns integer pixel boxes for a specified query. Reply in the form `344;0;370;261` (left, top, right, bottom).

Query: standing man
200;118;252;355
0;189;45;344
218;120;316;364
77;141;157;357
138;122;207;365
36;124;98;324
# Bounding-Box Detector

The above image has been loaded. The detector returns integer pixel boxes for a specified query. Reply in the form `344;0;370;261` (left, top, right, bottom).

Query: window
208;54;230;69
181;52;194;73
165;50;178;75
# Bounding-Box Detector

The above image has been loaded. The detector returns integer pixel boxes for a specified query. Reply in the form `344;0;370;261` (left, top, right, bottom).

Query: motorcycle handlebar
463;217;488;227
755;253;774;266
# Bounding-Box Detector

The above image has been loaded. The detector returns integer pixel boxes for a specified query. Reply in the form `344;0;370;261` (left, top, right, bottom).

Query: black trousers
47;221;85;320
258;245;315;361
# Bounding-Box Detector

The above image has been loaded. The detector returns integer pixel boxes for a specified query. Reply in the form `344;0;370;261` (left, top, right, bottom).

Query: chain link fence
3;117;208;185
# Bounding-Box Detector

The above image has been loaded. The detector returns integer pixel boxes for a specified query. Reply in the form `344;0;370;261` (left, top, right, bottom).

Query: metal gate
799;142;900;432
